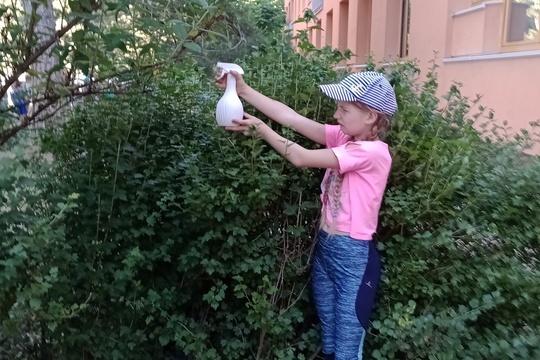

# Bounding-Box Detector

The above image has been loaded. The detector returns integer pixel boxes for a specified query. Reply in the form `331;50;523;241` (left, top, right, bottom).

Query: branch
0;123;29;147
0;6;225;147
40;9;224;91
170;12;223;60
0;96;66;147
205;35;246;52
0;88;150;147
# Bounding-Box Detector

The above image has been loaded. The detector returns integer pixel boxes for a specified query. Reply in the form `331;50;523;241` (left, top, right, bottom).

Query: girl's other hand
225;112;266;136
214;70;248;97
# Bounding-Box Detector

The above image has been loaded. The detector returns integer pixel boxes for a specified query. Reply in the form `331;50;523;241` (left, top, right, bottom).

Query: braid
331;172;344;218
321;169;344;235
323;171;332;208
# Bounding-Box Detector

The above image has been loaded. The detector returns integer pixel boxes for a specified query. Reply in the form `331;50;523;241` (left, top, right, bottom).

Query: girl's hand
215;70;249;97
225;113;267;136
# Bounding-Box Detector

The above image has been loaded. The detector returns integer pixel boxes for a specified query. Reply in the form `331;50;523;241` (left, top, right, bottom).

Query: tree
0;0;233;147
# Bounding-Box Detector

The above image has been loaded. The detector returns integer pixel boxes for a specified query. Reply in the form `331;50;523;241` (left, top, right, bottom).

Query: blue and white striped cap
318;71;398;116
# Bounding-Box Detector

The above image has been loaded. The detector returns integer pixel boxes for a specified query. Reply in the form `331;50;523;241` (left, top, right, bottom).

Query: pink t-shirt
321;125;392;240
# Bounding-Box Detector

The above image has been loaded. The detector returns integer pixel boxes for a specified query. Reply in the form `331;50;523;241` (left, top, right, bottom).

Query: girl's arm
227;114;339;169
217;71;326;145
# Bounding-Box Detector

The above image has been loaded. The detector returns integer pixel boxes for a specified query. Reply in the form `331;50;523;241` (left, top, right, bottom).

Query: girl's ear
366;111;378;125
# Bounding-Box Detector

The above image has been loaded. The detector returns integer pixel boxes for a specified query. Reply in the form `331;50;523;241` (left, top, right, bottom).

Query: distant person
11;80;29;123
83;75;91;93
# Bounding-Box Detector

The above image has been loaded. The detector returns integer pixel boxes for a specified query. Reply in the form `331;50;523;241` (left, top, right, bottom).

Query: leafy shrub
370;61;540;359
1;42;343;359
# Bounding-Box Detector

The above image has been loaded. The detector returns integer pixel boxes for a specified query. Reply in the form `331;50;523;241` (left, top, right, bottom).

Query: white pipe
443;50;540;63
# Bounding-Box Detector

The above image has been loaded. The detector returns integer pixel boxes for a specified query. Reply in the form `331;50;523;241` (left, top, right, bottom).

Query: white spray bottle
215;62;244;126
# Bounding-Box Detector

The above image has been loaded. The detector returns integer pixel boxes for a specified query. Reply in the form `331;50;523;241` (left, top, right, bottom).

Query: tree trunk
22;0;61;126
22;0;60;86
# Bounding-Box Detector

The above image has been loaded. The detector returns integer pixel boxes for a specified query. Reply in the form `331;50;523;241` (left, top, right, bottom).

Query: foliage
368;60;540;359
251;0;286;34
0;0;265;146
0;142;77;358
194;0;287;71
0;39;346;358
1;12;540;360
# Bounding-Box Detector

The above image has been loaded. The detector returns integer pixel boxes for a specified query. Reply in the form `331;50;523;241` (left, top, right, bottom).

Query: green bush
1;38;540;360
1;43;344;359
371;61;540;359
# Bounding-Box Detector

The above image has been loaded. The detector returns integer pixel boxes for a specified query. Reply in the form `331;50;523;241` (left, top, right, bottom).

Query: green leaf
79;0;93;11
139;43;156;56
72;29;86;43
29;298;41;310
192;0;208;7
103;34;128;52
141;17;163;28
183;41;201;53
105;1;119;10
469;299;480;308
158;334;169;346
214;211;224;221
26;68;39;77
171;20;188;40
85;23;101;34
202;28;228;40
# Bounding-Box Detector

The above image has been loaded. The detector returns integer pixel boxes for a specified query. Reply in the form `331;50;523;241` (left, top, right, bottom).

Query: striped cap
318;71;398;115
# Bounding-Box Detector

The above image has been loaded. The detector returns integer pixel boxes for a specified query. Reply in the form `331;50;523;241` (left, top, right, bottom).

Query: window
400;0;411;57
338;1;349;51
315;20;322;48
326;10;333;47
313;0;324;14
503;0;540;48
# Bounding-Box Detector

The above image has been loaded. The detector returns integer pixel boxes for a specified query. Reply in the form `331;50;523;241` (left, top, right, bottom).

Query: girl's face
333;101;376;141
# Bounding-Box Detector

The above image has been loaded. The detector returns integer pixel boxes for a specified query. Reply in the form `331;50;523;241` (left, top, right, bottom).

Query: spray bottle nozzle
217;62;244;80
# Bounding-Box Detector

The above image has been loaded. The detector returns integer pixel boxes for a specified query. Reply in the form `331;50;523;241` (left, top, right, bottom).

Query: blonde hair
354;102;392;141
320;102;392;235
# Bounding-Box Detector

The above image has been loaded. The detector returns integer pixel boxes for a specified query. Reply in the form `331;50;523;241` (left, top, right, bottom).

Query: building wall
286;0;540;153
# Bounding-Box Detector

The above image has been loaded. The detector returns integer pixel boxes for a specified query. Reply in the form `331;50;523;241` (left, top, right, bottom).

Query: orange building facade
286;0;540;147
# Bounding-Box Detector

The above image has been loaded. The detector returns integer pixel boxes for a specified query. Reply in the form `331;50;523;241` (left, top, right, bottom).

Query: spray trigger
217;62;244;80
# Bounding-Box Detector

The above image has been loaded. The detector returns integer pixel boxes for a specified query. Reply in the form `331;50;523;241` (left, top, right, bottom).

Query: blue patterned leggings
312;230;381;360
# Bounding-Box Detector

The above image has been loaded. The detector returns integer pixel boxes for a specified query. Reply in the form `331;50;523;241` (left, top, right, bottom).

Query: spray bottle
215;62;244;126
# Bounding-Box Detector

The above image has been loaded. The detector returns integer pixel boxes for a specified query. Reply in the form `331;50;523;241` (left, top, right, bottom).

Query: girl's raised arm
216;71;326;145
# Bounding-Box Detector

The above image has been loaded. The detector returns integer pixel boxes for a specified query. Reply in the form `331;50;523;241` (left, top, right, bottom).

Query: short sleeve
331;142;376;173
325;124;352;148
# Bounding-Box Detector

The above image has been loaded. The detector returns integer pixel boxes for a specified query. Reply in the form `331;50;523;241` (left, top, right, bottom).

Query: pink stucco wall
286;0;540;153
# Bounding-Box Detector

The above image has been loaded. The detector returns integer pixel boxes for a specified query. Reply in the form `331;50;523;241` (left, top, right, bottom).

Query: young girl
216;70;397;360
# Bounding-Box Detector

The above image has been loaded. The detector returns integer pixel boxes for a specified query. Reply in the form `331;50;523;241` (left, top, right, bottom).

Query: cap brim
318;84;357;102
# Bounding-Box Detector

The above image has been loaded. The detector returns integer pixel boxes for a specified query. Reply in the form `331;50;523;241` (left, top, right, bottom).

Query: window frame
501;0;540;51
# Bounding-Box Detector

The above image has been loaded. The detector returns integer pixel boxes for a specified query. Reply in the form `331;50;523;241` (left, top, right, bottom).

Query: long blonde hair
320;102;392;234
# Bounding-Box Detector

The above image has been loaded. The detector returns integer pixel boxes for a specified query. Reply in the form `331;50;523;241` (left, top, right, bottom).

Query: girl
216;70;397;360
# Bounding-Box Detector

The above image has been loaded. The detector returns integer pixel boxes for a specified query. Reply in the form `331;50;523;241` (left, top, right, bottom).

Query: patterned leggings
312;230;381;360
